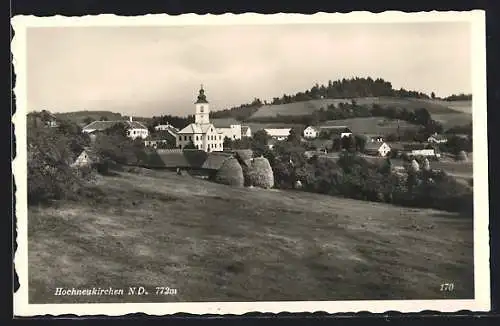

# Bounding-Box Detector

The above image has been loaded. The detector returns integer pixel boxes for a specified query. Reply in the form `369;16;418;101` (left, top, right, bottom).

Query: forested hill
210;77;472;121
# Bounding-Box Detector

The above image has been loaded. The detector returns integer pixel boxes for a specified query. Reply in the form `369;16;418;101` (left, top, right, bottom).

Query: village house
71;147;101;168
154;123;179;132
303;126;319;139
427;133;448;144
145;124;179;148
264;128;291;141
212;118;243;141
82;117;149;140
389;142;440;158
176;86;225;152
241;125;252;138
364;142;391;157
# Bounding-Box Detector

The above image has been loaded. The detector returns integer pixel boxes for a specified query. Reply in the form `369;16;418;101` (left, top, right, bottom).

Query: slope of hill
319;117;419;135
29;170;473;303
250;97;470;120
54;111;124;125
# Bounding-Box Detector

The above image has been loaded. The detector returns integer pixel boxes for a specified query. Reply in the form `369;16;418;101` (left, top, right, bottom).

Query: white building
154;123;179;132
410;148;437;157
217;124;242;141
303;126;319;139
427;133;448;144
264;128;291;141
176;86;224;152
241;126;252;138
82;116;149;140
364;142;391;157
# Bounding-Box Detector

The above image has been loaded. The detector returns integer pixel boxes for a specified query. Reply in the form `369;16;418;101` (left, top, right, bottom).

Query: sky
26;22;471;117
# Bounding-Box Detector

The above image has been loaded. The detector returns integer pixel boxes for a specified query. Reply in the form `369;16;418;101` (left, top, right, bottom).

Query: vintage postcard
12;11;490;316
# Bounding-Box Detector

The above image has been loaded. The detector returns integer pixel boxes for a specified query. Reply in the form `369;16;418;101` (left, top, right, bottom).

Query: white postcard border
12;10;490;316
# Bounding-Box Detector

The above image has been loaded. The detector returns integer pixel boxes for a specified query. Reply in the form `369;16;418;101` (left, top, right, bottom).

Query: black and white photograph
12;11;490;316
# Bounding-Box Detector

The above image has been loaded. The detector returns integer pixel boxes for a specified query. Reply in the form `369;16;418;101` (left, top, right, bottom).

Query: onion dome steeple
195;84;209;104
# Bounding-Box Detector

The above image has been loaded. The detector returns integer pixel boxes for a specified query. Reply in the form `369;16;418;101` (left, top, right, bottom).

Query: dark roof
152;150;190;168
195;87;209;104
201;152;234;170
211;118;240;128
317;125;352;132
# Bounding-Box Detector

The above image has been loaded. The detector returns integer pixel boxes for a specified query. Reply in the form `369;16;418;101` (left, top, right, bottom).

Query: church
176;86;225;152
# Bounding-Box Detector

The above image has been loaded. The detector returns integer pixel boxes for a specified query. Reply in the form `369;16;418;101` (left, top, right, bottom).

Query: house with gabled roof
303;126;319;139
427;133;448;144
82;116;149;140
364;142;391;157
264;128;291;141
241;125;252;138
71;147;102;168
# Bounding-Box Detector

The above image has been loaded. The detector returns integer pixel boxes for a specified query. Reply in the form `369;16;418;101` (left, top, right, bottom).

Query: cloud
26;22;471;116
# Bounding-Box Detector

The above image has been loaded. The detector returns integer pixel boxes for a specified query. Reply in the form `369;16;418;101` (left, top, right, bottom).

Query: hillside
318;117;419;135
29;170;473;303
249;97;470;120
53;111;152;126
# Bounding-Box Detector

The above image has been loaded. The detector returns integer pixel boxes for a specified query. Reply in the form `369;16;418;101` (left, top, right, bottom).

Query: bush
456;150;468;161
215;158;244;187
248;157;274;189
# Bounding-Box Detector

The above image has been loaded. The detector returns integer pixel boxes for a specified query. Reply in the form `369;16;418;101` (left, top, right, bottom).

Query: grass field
250;97;468;119
28;170;474;303
320;117;419;135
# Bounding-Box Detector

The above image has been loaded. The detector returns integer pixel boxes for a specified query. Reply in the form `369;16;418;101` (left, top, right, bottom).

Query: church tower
195;84;210;124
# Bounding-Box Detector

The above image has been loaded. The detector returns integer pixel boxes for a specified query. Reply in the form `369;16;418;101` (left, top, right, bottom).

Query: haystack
247;157;274;189
234;149;253;162
456;150;468;162
408;159;420;173
422;158;431;171
214;157;244;187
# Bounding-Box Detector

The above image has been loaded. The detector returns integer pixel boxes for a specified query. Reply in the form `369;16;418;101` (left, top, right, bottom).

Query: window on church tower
200;105;204;112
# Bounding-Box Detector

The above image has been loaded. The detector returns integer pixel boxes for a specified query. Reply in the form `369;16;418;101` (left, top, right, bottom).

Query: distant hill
54;111;153;127
54;111;123;125
249;97;469;120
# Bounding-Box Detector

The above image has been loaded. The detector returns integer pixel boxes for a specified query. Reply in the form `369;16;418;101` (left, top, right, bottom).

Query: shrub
248;157;274;189
241;158;253;187
456;150;468;161
215;158;244;187
422;158;431;171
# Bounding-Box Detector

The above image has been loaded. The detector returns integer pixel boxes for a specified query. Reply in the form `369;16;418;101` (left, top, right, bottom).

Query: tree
100;116;109;121
287;127;302;144
83;117;93;125
223;137;233;149
354;134;367;152
184;140;197;150
431;92;436;99
341;135;356;152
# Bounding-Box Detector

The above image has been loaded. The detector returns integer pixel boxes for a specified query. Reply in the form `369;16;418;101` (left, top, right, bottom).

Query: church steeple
195;84;209;104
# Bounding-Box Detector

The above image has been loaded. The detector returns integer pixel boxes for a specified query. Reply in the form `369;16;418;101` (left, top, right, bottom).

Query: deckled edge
11;10;490;317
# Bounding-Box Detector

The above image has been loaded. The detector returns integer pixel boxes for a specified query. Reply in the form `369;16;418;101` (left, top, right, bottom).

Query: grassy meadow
29;169;474;303
250;97;469;119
